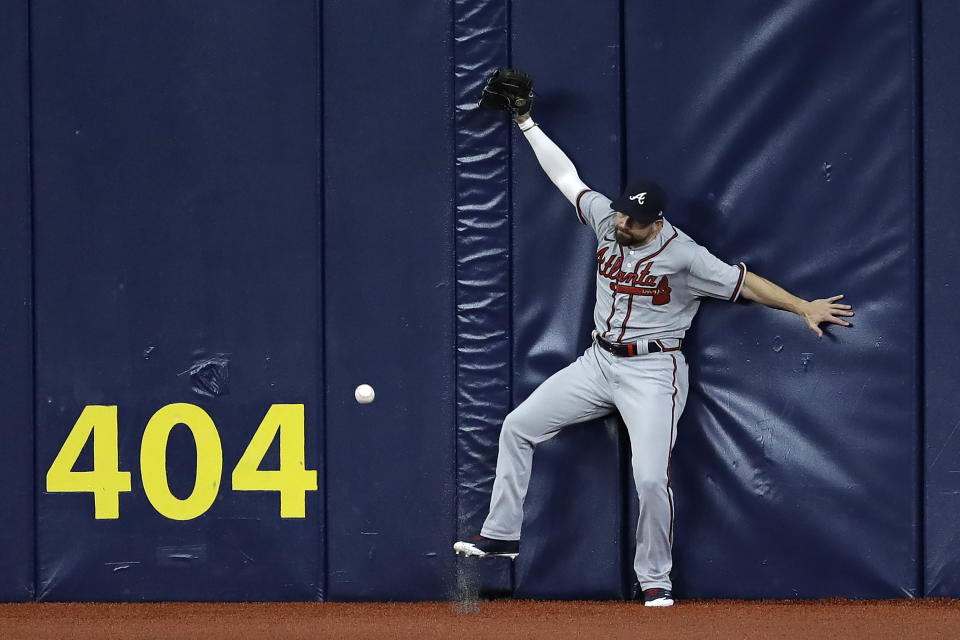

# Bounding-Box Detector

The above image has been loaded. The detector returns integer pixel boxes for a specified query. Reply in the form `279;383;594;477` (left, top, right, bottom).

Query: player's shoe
453;535;519;559
642;588;674;607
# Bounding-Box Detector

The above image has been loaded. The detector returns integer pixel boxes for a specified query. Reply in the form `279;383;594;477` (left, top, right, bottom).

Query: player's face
614;213;662;246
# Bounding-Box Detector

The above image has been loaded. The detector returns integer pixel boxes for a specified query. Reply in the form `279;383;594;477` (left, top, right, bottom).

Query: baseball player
454;69;854;607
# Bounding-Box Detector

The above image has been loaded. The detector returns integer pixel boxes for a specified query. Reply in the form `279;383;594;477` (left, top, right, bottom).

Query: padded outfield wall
0;0;955;600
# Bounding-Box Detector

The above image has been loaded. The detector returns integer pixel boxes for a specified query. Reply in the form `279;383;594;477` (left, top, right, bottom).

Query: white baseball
354;384;375;404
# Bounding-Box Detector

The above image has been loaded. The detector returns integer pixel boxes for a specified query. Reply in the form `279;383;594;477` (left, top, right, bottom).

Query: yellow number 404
46;404;317;520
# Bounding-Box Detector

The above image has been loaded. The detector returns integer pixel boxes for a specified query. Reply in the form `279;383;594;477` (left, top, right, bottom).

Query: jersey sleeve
687;245;747;301
575;190;616;238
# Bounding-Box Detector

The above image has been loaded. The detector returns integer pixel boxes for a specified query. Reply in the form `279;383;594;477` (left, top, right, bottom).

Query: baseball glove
478;67;534;117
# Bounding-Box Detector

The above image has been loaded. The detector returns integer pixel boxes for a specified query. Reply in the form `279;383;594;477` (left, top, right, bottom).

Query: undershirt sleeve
520;122;590;207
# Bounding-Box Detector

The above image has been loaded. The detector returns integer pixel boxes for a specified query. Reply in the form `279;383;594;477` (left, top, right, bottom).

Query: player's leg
614;352;689;602
456;346;614;556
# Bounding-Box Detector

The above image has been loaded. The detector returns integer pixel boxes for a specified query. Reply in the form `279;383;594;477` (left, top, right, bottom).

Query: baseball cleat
453;535;519;559
642;588;674;607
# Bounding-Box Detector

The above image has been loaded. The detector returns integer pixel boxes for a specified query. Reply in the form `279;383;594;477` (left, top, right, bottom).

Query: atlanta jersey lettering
576;189;746;343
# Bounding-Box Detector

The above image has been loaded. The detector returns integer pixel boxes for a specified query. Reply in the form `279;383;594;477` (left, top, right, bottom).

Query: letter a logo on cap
629;192;647;204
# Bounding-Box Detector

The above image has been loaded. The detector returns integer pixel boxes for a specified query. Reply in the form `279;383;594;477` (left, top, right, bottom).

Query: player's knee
500;410;534;447
634;471;667;497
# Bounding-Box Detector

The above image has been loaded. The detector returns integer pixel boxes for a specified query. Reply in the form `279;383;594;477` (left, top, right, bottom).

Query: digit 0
140;403;223;521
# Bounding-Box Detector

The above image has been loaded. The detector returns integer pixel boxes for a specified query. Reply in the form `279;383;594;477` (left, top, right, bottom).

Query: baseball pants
480;341;689;590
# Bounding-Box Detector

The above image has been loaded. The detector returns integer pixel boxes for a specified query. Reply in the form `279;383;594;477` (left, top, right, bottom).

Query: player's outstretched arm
514;113;589;206
477;67;588;205
739;271;854;338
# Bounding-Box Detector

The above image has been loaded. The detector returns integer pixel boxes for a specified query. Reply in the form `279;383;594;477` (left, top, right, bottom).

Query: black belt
596;335;682;357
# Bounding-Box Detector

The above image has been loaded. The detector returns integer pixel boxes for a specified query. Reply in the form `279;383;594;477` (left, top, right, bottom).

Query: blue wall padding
624;1;919;597
453;0;513;597
922;0;960;598
31;1;323;600
0;0;35;602
6;0;958;602
509;0;628;599
322;0;457;601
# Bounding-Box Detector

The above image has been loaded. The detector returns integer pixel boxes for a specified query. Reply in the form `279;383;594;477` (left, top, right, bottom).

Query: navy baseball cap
610;180;668;224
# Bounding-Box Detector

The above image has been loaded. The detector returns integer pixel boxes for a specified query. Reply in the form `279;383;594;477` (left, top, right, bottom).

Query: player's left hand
478;67;534;117
801;294;854;338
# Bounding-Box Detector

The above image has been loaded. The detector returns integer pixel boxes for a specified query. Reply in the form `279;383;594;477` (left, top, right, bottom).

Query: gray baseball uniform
479;123;746;591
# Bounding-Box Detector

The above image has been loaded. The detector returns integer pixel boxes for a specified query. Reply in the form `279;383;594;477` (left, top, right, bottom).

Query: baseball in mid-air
354;384;375;404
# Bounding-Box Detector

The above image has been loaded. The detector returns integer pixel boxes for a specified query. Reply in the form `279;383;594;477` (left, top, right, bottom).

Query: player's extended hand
801;295;854;338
